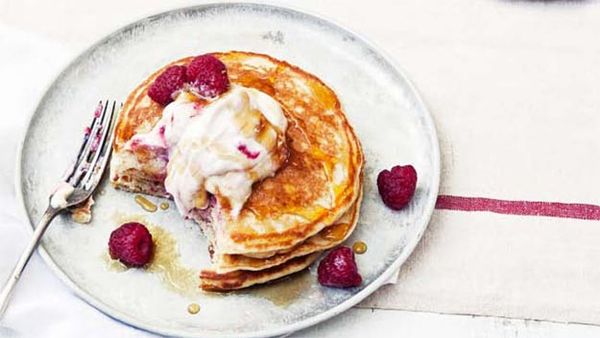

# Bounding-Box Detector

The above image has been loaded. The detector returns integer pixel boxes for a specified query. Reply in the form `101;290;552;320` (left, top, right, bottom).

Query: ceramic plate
17;3;439;337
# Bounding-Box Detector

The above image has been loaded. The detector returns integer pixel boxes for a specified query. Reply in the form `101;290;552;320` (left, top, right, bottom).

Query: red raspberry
377;165;417;210
317;246;362;288
108;222;154;267
148;65;188;105
186;54;229;98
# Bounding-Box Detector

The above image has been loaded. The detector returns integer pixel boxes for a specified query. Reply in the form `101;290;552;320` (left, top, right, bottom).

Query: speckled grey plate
16;3;439;337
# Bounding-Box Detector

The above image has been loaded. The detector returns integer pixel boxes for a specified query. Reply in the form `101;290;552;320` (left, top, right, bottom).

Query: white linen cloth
356;0;600;326
2;0;600;336
0;25;154;337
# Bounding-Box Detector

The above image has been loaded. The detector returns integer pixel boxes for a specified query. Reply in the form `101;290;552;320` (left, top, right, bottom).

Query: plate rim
14;2;441;337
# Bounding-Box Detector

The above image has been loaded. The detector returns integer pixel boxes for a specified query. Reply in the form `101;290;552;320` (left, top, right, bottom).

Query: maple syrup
352;241;367;254
147;226;199;297
251;270;311;307
134;195;157;212
187;303;201;315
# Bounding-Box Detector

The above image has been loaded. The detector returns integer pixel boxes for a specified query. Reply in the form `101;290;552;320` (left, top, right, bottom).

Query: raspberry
317;246;362;288
377;165;417;210
186;54;229;98
108;222;154;267
148;65;188;105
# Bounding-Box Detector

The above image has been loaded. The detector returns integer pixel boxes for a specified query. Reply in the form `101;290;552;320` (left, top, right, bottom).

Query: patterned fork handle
0;100;119;319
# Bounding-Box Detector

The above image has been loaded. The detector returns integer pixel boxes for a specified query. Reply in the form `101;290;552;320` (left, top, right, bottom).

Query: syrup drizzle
106;214;200;298
134;195;157;212
147;226;200;297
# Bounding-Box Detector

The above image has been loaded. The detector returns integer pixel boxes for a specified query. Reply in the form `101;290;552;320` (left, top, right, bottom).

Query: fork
0;100;118;319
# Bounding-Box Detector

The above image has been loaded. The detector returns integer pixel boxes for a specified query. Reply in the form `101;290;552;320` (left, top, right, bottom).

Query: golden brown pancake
200;253;320;292
211;188;362;274
200;179;361;289
110;51;364;290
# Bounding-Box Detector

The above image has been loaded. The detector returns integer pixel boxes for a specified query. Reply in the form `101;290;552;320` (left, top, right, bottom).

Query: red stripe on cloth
435;195;600;221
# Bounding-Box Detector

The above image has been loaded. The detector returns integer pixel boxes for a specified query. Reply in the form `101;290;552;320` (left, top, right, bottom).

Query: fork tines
63;100;119;191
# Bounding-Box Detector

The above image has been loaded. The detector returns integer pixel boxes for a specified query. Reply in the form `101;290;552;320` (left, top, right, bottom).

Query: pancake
110;51;364;290
200;253;320;292
210;187;362;274
111;51;363;257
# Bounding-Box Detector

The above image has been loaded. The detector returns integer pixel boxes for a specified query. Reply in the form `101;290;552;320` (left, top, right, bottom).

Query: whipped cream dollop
127;91;204;154
128;86;288;218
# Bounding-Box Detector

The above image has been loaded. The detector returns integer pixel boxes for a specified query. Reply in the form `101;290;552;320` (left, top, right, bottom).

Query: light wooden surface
2;0;600;336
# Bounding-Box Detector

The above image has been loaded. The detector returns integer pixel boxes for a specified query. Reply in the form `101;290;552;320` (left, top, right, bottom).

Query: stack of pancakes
110;51;364;291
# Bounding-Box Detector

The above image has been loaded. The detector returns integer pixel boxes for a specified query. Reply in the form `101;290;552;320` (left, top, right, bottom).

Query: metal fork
0;100;118;319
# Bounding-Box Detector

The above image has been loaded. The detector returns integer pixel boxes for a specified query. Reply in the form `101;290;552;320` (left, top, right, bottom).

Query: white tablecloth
0;25;154;337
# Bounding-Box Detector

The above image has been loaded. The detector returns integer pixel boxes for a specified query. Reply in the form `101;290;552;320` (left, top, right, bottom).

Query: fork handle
0;206;59;319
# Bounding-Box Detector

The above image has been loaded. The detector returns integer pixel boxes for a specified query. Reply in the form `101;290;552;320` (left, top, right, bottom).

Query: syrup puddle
147;226;199;297
105;214;200;298
248;270;312;307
